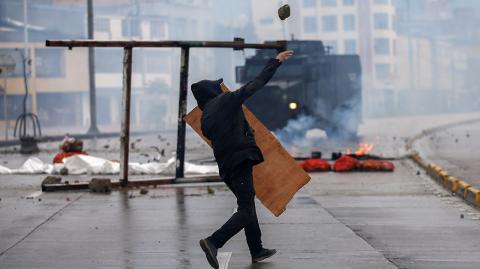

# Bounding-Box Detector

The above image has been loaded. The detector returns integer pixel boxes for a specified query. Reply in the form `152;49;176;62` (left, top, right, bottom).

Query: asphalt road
1;113;480;268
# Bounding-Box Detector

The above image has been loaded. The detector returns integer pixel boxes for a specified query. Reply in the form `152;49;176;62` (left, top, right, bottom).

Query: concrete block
89;178;111;193
42;176;62;185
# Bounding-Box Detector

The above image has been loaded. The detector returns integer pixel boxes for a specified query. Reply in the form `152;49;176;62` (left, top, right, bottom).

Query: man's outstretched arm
232;50;294;104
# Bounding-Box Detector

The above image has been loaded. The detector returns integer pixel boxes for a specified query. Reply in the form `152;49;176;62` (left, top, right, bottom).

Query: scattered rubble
140;188;149;195
207;186;215;195
60;167;69;175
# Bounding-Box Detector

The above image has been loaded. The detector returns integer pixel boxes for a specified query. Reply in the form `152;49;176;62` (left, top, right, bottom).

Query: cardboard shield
184;83;311;217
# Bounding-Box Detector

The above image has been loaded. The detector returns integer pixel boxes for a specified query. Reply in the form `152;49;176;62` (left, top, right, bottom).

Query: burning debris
298;143;395;172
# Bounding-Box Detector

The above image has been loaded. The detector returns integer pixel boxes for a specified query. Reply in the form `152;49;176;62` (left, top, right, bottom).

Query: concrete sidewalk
0;182;396;269
306;160;480;269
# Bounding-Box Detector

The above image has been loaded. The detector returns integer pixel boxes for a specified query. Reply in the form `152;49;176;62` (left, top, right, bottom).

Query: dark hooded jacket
191;58;282;180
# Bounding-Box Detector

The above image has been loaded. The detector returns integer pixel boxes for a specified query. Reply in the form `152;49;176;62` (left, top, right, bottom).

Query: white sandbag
12;157;53;174
129;158;174;175
63;155;119;174
1;155;217;175
185;161;218;175
0;164;12;174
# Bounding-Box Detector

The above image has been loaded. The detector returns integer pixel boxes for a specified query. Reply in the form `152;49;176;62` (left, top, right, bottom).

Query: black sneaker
252;248;277;263
199;238;219;269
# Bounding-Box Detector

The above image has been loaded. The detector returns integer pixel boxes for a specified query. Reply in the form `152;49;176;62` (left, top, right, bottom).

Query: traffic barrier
445;176;460;193
456;180;471;199
439;170;449;185
465;187;480;207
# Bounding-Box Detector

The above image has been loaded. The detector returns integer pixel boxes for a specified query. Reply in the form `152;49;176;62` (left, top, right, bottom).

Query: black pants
209;162;263;255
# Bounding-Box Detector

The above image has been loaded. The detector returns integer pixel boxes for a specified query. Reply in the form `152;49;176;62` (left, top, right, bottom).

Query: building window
343;0;354;5
95;49;122;73
37;92;84;127
171;18;187;39
304;17;317;33
322;16;337;32
144;50;170;73
151;20;167;39
374;0;389;4
374;38;390;55
35;48;65;78
344;39;356;54
324;40;337;53
303;0;316;8
0;95;32;120
320;0;336;7
373;13;389;30
375;63;390;80
94;18;110;32
392;39;396;56
343;15;355;31
392;15;397;31
0;49;29;77
259;18;274;25
122;19;141;37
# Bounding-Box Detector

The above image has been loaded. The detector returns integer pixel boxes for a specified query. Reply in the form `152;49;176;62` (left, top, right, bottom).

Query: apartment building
0;0;254;136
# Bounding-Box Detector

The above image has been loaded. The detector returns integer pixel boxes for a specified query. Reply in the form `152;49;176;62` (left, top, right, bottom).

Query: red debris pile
332;156;395;172
301;158;331;172
299;155;395;173
357;159;395;172
53;135;88;164
332;155;358;172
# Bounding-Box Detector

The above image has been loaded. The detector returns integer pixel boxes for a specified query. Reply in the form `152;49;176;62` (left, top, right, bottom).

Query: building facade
251;0;479;117
0;0;255;138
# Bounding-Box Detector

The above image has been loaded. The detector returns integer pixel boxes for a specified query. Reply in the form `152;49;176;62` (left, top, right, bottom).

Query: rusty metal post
120;47;133;186
175;47;189;179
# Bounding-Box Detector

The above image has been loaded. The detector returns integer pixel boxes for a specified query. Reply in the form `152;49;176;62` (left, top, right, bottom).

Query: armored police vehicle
236;40;362;138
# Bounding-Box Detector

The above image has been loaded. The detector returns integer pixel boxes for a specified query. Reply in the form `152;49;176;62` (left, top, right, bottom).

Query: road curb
410;155;477;208
406;117;480;209
465;187;480;207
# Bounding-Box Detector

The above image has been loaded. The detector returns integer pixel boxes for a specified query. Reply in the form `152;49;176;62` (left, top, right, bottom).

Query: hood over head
191;78;223;110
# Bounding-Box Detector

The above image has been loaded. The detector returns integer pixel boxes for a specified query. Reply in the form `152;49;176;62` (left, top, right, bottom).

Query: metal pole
175;47;189;179
87;0;99;134
120;47;133;186
22;0;28;137
3;75;7;141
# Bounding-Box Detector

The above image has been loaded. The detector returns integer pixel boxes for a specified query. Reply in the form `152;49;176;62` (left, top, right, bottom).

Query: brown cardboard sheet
184;83;311;217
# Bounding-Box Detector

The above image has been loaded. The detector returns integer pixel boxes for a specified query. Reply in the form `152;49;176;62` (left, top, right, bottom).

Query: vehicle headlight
288;102;297;110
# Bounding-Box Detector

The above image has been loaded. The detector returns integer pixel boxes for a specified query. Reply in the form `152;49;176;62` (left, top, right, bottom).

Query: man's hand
276;50;294;62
